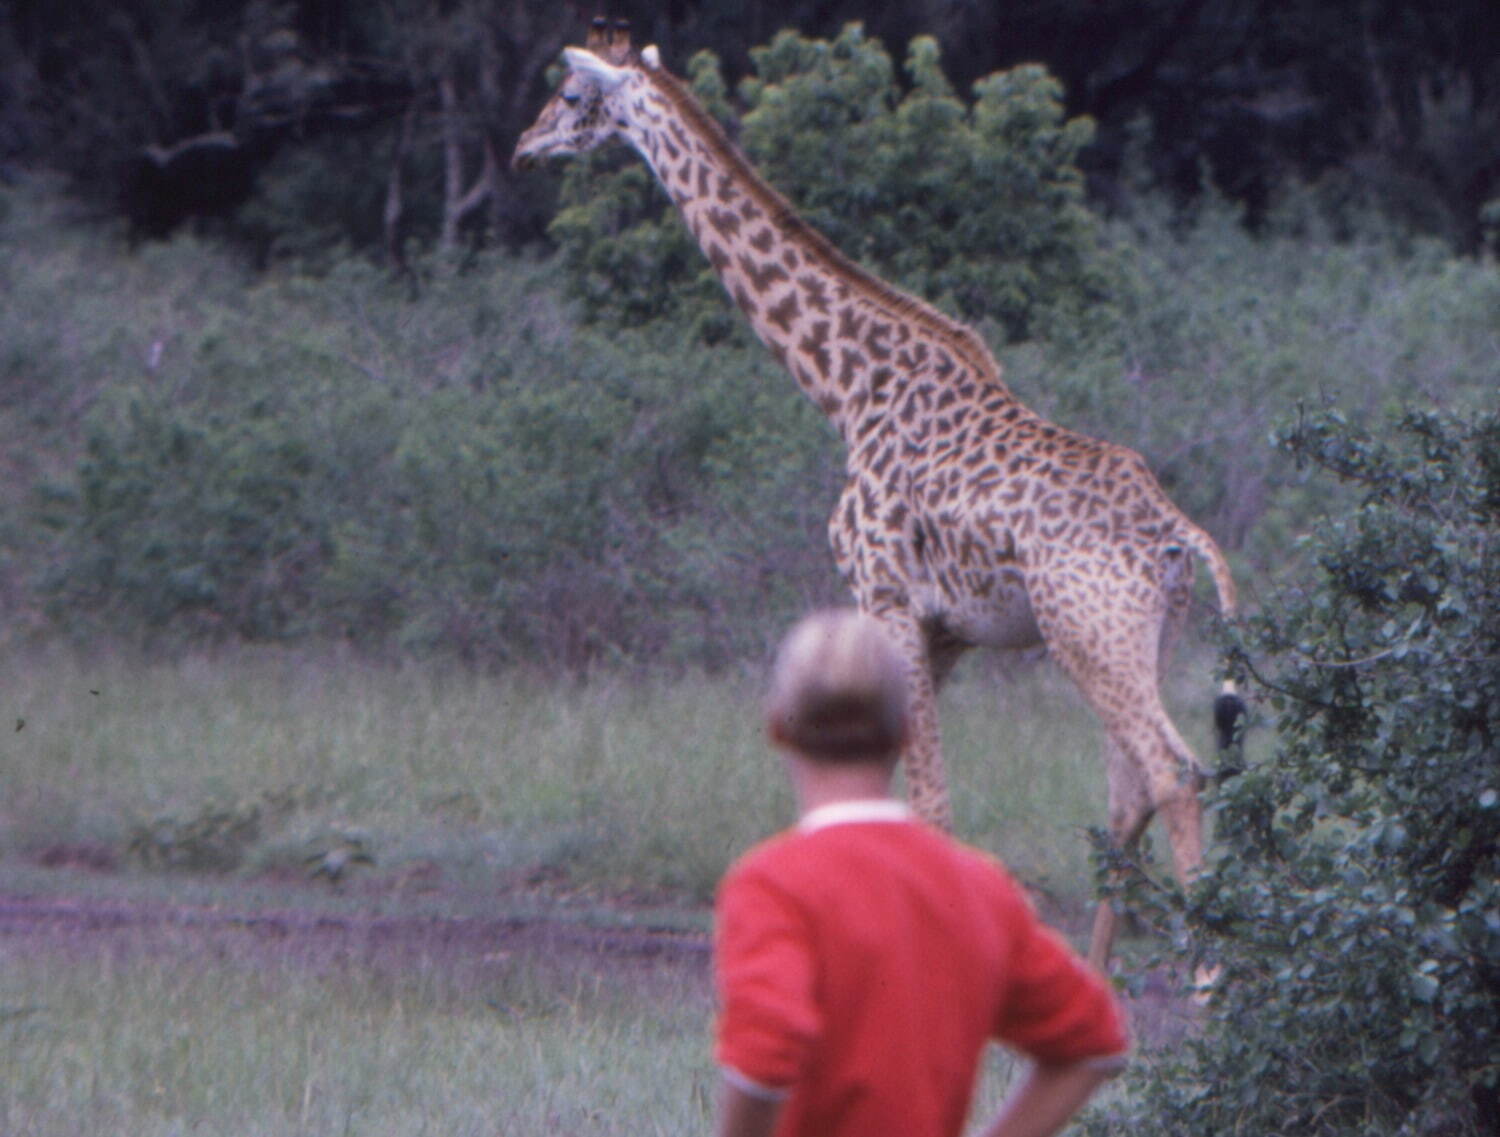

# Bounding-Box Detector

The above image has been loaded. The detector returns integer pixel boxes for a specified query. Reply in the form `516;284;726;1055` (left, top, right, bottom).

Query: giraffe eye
562;93;581;106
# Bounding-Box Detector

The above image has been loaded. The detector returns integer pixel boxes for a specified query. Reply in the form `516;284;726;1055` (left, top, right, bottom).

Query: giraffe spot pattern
527;61;1242;951
766;290;800;334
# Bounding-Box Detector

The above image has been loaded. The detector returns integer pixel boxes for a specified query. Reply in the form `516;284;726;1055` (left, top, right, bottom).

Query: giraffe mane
640;61;1010;394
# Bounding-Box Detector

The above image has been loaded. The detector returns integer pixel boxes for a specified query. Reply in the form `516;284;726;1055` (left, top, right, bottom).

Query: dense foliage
552;27;1107;344
1090;409;1500;1135
2;199;843;666
4;1;1497;252
4;149;1496;667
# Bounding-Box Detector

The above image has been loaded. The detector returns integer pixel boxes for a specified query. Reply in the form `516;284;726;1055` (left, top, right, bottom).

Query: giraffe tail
1176;519;1246;762
1175;519;1238;623
1214;686;1246;756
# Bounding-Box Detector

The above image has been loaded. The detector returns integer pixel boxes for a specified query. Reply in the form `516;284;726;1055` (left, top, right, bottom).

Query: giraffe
514;20;1244;970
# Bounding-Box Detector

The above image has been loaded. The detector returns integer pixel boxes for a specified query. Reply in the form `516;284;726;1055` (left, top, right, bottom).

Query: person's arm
978;1058;1118;1137
983;869;1129;1137
714;1076;785;1137
712;859;817;1137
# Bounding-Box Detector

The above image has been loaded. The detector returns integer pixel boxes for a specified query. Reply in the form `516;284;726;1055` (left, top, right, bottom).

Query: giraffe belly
930;573;1042;651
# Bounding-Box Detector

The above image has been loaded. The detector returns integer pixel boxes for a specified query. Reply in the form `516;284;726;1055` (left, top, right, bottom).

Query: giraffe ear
641;45;661;70
564;47;630;92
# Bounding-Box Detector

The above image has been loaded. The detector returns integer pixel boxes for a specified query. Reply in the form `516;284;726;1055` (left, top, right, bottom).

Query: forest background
1;3;1497;1135
1;0;1496;664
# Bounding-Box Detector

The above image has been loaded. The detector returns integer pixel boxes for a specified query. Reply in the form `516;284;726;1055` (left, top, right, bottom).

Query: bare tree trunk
438;69;498;254
439;70;463;254
384;99;419;274
1361;0;1403;151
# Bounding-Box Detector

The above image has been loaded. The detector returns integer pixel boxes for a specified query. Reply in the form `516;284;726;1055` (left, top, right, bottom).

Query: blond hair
766;610;910;762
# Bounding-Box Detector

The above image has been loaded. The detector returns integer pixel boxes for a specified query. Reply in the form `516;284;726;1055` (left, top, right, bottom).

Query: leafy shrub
740;27;1107;341
48;399;332;640
1092;408;1500;1135
8;172;1498;671
1018;179;1500;576
128;790;298;873
26;232;842;666
548;24;1109;343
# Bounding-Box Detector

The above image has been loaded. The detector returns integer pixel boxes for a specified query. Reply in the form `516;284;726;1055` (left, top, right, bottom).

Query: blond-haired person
713;609;1129;1137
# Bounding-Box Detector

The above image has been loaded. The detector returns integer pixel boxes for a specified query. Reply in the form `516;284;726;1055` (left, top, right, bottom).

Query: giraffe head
512;18;659;170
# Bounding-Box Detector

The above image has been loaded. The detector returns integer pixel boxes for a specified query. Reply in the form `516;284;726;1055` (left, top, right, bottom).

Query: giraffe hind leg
1087;714;1206;969
1038;610;1208;965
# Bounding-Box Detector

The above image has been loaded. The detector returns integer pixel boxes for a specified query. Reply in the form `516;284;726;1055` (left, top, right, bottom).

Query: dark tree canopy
3;0;1497;250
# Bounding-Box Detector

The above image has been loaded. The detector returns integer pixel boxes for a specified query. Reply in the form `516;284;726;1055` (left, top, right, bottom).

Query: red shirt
713;801;1128;1137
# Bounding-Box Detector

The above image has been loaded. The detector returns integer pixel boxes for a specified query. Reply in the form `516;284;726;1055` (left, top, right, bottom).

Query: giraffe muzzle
511;128;551;172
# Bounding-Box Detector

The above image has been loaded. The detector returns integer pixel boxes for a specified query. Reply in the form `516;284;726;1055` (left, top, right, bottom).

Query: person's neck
787;758;895;816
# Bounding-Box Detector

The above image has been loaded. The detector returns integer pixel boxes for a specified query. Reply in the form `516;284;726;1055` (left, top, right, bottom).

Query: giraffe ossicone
514;25;1244;972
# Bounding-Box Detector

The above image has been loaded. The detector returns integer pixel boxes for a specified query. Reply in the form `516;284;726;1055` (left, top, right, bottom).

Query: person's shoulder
912;825;1032;904
719;827;805;889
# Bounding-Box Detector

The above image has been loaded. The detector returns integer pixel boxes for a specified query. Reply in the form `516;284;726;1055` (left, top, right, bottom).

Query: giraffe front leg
829;482;954;829
865;608;953;831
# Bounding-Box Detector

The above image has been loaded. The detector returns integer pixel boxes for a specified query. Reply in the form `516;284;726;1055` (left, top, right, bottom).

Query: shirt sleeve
713;859;822;1093
992;879;1130;1066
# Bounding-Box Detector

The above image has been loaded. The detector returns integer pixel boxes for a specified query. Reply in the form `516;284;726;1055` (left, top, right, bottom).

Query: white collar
798;799;913;833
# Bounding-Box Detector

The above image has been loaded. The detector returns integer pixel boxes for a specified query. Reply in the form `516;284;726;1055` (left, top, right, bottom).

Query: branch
1302;645;1402;669
1232;648;1341;713
384;99;419;274
141;132;240;168
1086;0;1214;111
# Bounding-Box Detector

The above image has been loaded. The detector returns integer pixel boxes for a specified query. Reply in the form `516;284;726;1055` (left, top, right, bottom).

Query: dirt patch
0;873;1195;1046
0;888;709;976
32;842;120;872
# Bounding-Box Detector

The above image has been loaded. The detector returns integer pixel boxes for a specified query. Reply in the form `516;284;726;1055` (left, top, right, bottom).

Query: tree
548;25;1110;344
372;0;576;262
1092;407;1500;1135
7;2;1497;252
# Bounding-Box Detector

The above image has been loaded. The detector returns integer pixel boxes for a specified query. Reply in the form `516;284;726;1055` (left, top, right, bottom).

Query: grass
0;928;716;1137
0;643;1233;907
0;914;1080;1137
1;647;784;899
0;644;1222;1135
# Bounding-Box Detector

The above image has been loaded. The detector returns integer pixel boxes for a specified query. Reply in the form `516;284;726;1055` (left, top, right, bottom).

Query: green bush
49;399;329;639
6;169;1498;671
548;24;1109;344
1013;178;1500;576
21;226;842;665
1091;408;1500;1135
740;27;1107;342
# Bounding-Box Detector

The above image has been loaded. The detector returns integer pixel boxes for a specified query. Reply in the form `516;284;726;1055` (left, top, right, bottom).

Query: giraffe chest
899;490;1038;649
834;470;1044;650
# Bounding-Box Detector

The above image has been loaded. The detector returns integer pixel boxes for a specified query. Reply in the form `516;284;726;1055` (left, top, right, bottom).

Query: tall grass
1;649;770;899
0;646;1187;1136
1;644;1234;909
0;919;1076;1136
0;932;716;1137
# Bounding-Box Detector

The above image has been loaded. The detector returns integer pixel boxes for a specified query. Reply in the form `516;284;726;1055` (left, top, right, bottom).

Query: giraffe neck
618;65;1014;444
